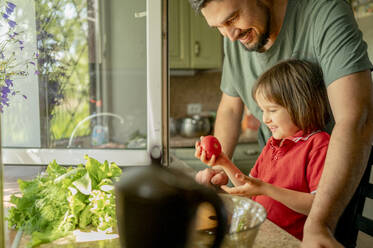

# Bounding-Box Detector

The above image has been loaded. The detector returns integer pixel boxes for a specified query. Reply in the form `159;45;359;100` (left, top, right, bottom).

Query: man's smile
239;28;253;44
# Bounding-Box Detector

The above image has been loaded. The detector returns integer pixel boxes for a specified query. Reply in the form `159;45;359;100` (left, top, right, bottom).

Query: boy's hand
195;138;230;167
221;173;265;196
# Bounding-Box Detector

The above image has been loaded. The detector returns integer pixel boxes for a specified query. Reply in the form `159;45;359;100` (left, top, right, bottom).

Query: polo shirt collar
270;130;321;148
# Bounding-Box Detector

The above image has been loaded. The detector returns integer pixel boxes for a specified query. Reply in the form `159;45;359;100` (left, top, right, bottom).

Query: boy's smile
255;92;300;140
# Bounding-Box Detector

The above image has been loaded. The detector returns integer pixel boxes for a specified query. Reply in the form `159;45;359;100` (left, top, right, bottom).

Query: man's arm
303;70;373;246
214;92;244;159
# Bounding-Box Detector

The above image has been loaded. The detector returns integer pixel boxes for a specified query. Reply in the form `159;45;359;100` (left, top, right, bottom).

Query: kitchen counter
255;220;300;248
10;219;300;248
5;165;300;248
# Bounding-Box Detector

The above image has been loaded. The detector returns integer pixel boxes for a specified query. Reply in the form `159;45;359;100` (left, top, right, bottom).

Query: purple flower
18;40;23;45
22;95;27;99
29;61;35;65
34;70;40;75
6;7;14;15
2;96;9;103
1;86;11;95
8;20;16;28
7;2;16;10
2;13;9;19
35;52;39;57
5;78;13;86
20;46;24;50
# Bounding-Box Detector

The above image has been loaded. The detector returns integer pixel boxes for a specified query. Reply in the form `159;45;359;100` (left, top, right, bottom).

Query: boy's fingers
235;173;243;179
194;145;202;158
201;150;208;164
220;185;231;193
207;154;216;166
221;185;240;194
235;173;251;181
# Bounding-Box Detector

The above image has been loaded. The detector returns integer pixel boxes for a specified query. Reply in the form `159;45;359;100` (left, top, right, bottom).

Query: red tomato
201;136;222;160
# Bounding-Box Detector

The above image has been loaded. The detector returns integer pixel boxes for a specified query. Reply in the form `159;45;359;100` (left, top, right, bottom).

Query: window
1;0;162;165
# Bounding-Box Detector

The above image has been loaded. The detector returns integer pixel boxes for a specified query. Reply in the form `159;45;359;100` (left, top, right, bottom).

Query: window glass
1;0;148;150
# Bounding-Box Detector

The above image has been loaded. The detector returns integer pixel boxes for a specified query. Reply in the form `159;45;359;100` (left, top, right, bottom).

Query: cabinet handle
194;41;201;57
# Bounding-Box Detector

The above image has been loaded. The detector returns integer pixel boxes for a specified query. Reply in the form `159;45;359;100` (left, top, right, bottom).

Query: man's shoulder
295;0;349;10
292;0;351;20
300;0;352;20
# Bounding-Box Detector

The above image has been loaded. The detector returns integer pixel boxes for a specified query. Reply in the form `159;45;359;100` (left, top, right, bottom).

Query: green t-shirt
221;0;372;142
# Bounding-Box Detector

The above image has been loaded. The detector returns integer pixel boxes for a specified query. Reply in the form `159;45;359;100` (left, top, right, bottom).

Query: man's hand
301;220;344;248
195;167;229;186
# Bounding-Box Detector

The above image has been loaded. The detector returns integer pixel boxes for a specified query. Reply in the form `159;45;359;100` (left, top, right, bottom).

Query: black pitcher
115;151;227;248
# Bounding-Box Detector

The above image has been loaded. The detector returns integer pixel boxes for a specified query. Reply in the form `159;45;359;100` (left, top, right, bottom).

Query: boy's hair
252;59;330;133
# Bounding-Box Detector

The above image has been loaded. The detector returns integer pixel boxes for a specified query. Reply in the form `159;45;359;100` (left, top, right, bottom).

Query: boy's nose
262;113;271;124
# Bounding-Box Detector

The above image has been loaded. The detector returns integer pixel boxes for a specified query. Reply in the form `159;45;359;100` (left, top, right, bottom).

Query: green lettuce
7;156;122;247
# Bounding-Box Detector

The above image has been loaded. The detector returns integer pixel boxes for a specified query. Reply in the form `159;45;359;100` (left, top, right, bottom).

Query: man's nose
223;26;240;41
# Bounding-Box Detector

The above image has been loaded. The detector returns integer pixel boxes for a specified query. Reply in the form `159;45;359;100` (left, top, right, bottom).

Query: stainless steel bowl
179;115;211;138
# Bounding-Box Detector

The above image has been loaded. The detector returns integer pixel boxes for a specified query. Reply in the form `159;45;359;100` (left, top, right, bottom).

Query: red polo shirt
250;130;330;240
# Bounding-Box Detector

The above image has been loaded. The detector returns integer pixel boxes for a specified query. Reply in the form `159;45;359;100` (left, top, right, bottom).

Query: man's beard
240;26;270;52
240;1;271;53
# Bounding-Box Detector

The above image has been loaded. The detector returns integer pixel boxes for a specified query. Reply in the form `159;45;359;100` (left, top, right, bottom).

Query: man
188;0;373;246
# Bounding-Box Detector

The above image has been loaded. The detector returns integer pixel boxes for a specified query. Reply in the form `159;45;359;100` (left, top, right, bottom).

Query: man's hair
252;59;330;133
188;0;214;12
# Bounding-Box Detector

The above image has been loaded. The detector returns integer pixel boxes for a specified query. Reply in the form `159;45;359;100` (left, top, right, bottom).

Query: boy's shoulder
309;131;330;140
305;131;330;149
287;130;330;148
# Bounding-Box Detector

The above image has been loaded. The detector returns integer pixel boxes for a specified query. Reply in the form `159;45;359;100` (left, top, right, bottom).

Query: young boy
195;59;331;240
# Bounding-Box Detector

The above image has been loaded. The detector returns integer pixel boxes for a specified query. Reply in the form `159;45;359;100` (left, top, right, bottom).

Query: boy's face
255;92;300;140
201;0;271;52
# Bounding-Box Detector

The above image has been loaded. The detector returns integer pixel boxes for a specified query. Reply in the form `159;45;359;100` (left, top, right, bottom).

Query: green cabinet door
190;11;223;69
168;0;223;69
169;0;190;68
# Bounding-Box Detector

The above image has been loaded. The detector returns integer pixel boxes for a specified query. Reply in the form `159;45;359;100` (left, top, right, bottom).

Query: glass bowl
190;194;267;248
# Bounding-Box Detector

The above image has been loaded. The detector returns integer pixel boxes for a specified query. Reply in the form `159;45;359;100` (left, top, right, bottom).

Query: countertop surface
10;219;300;248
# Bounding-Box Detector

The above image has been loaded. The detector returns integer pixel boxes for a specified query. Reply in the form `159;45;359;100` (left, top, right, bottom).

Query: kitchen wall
170;70;222;118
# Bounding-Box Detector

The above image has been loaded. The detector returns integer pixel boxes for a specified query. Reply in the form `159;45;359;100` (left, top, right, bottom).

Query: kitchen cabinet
169;0;223;69
170;143;261;176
